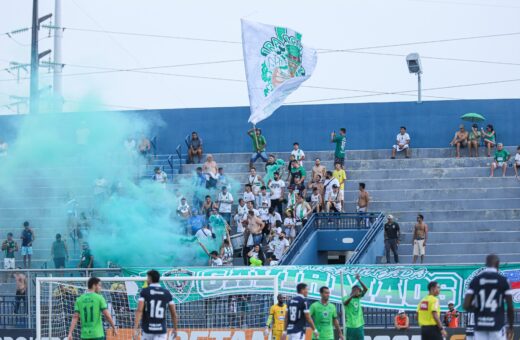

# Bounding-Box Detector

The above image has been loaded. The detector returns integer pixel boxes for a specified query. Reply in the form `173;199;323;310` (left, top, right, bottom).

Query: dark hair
326;171;333;176
238;198;244;203
274;171;279;176
260;186;267;190
400;126;406;130
23;221;29;227
245;184;252;188
196;167;202;171
427;281;438;291
7;232;13;237
268;207;275;214
222;186;227;190
319;286;329;294
205;195;211;199
359;183;366;189
147;269;161;283
340;128;346;133
56;233;61;239
250;166;256;171
296;282;308;293
487;124;494;131
517;146;520;150
418;214;424;220
293;142;299;146
210;250;219;256
88;277;101;289
192;131;197;135
218;167;223;171
313;187;318;191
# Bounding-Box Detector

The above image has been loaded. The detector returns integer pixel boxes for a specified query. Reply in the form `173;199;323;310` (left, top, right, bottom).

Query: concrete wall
0;98;518;154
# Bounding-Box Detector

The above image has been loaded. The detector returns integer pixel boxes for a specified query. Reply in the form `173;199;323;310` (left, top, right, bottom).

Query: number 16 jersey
139;283;174;334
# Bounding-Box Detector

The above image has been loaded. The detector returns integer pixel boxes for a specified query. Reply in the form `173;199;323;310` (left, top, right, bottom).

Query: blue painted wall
317;230;366;251
0;99;517;154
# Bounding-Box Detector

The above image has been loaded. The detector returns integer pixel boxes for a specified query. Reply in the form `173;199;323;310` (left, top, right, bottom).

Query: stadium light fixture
406;53;422;103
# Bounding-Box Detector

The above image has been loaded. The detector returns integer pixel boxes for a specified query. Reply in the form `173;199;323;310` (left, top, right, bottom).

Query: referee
417;281;447;340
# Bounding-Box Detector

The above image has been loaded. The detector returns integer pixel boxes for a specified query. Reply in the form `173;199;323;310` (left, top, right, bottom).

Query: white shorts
492;162;506;168
141;331;168;340
393;144;409;151
339;189;344;200
288;332;306;340
475;328;506;340
413;239;425;256
357;206;367;213
4;258;15;269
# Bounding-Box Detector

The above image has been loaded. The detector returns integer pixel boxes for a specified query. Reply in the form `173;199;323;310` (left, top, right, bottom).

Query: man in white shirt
268;172;285;215
391;126;411;159
514;146;520;178
234;199;249;233
176;198;191;219
217;186;234;225
195;225;212;241
323;171;340;202
290;142;305;166
268;232;290;262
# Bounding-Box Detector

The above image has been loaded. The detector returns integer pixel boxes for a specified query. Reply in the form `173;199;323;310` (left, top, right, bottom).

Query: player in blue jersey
283;283;319;340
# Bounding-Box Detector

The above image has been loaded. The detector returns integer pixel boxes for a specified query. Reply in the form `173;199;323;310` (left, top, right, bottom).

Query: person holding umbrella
468;123;482;157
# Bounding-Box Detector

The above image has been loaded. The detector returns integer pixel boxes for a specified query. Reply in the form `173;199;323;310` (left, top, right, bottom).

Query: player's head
146;269;161;284
351;285;361;296
485;253;500;269
319;286;330;302
88;277;102;292
296;282;309;297
428;281;440;296
23;221;29;228
277;294;284;305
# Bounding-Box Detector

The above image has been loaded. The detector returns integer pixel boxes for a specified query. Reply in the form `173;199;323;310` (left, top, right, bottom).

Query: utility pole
53;0;63;112
29;0;39;113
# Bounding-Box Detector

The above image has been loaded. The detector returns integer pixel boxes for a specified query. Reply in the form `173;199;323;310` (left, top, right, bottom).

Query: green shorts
346;326;364;340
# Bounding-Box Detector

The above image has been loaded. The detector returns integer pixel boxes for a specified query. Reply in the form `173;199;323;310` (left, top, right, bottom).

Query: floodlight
406;53;423;103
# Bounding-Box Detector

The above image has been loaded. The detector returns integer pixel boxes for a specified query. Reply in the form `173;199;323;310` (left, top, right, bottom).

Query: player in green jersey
67;277;117;340
343;274;368;340
310;286;344;340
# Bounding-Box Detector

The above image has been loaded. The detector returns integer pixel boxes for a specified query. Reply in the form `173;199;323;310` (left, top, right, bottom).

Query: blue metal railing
175;144;183;174
348;212;386;264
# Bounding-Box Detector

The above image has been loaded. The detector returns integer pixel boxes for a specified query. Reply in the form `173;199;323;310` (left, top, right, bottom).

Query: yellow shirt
269;304;287;332
332;169;347;190
417;295;440;326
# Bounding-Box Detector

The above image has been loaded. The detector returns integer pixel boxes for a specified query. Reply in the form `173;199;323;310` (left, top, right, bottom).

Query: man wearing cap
384;215;400;264
394;310;409;330
490;143;511;177
443;301;460;328
449;124;469;158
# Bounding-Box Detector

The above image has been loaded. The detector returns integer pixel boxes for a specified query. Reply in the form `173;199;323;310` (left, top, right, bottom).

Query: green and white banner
241;19;317;125
123;264;520;311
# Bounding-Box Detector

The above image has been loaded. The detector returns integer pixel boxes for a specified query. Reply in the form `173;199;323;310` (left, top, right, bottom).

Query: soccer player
343;274;368;340
67;277;117;340
265;294;287;340
133;269;178;340
283;283;319;340
310;286;343;340
417;281;446;340
463;254;514;340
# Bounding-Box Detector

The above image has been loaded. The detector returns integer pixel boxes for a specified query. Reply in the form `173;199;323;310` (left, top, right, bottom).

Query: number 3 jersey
139;283;174;334
287;295;309;334
466;267;512;331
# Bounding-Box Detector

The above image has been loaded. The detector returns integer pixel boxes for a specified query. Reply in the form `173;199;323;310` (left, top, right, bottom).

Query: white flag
241;19;317;125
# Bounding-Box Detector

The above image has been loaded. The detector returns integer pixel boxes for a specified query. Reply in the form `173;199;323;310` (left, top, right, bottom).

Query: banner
241;19;317;125
123;264;520;311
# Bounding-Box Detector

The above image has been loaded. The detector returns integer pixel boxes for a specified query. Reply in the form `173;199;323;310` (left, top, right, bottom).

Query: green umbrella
460;112;486;122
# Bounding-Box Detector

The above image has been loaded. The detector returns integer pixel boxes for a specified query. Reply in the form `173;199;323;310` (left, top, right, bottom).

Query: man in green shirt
78;242;94;269
490;143;511;177
343;274;368;340
2;232;18;269
248;127;268;168
68;277;117;340
310;286;344;340
331;128;347;168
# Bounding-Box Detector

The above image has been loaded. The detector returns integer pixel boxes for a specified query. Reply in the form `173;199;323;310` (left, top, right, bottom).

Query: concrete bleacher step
400;230;520;243
343;177;520;190
397;220;520;232
382;253;520;265
345;187;520;201
387;209;520;222
398;242;519;255
355;198;520;211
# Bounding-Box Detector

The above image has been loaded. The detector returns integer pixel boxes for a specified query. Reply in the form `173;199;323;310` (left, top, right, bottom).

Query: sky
0;0;519;114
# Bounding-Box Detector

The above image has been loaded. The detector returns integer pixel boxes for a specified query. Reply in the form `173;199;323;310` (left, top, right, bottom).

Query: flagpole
252;123;260;152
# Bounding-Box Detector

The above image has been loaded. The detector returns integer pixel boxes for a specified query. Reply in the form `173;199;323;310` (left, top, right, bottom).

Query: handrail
176;144;183;174
348;212;386;264
184;134;190;149
278;214;318;265
150;135;158;159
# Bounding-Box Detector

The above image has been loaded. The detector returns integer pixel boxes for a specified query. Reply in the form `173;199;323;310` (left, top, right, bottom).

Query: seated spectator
323;171;339;203
51;233;68;269
268;207;283;232
444;302;459;328
243;184;255;205
268;231;290;263
312;158;326;181
248;167;263;204
514;146;520;179
490;143;510;177
258;186;271;208
202;154;219;189
78;242;93;269
2;232;18;270
176;197;191;219
394;310;409;330
268;172;285;216
187;132;203;164
195;224;213;241
294;193;312;227
247;128;268;168
283;210;296;243
152;167;167;184
391;126;411;159
332;163;347;211
310;187;322;213
481;124;496;157
0;139;8;156
289;160;307;196
325;184;342;213
234;198;248;233
138;136;151;159
291;142;305;166
468;123;481;157
247;210;265;245
247;244;266;266
217;186;234;225
449;124;469;158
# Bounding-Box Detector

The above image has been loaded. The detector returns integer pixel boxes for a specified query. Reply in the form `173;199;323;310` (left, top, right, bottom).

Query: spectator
332;163;347;211
51;233;68;269
286;154;296;181
247;244;266;266
202;154;219;189
481;124;496;157
196;224;213;241
198;241;223;267
294;193;312;227
248;167;263;204
217;167;229;189
289;160;307;196
384;215;400;264
258;186;271;208
201;195;214;218
187;132;203;164
243;184;256;205
188;209;205;235
310;187;322;213
2;232;18;270
268;172;285;216
78;242;94;269
259;202;270;231
268;207;283;231
0;139;8;156
13;271;26;314
413;214;428;264
391;126;411;159
308;174;324;208
247;210;265;245
449;124;469;158
331;128;347;168
234;198;248;233
291;142;305;165
323;171;339;203
268;231;290;262
514;146;520;179
265;154;276;171
138;136;151;159
177;197;191;217
194;167;206;187
357;183;370;226
220;229;234;266
247;127;268;168
152;167;167;184
77;212;90;246
325;184;342;213
246;201;259;216
444;302;459;328
283;210;296;243
490;143;510;177
124;137;137;155
217;186;234;225
468;124;481;157
20;221;34;269
394;310;409;330
312;158;327;181
286;185;297;214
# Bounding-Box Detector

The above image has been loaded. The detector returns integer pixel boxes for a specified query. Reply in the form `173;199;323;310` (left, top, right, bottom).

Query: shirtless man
13;271;26;314
412;214;428;264
247;210;265;246
312;158;326;181
449;125;469;158
202;154;219;188
357;183;370;227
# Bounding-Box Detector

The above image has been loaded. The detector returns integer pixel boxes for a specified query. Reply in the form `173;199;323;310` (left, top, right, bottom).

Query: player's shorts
21;246;33;256
272;330;284;340
141;332;168;340
475;328;506;340
413;239;425;256
4;258;15;269
288;331;306;340
346;326;365;340
420;326;443;340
